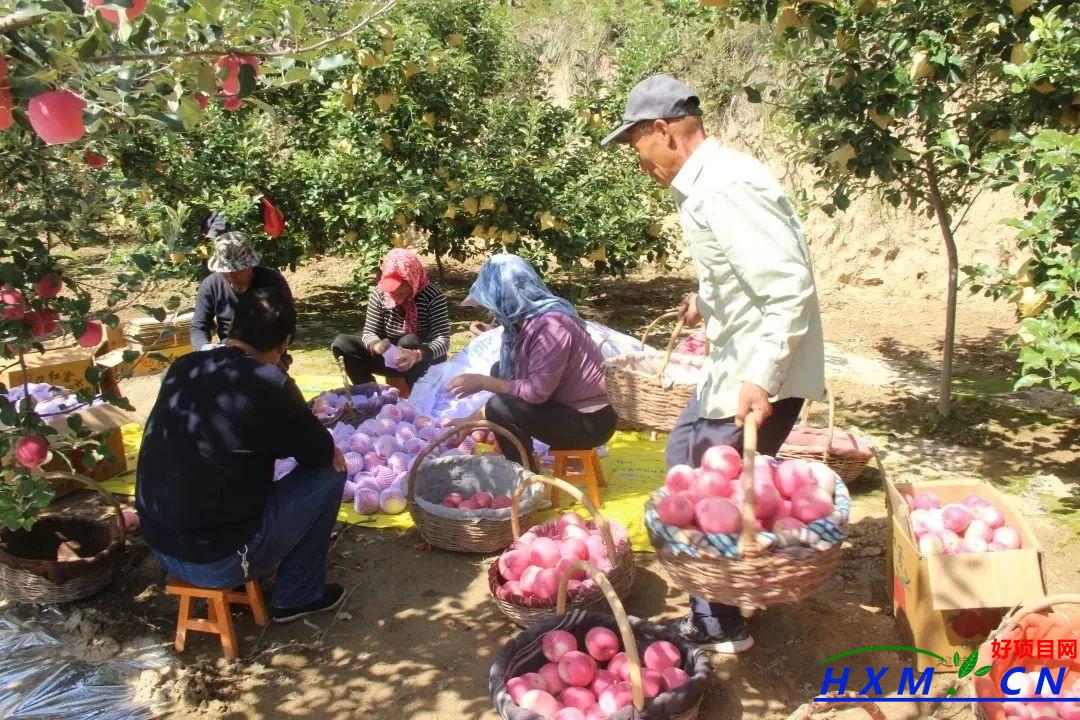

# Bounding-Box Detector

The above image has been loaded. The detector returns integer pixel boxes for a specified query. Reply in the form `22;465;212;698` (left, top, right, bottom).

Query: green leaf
315;54;350;72
286;5;305;33
940;130;961;150
237;64;258;99
974;665;993;677
953;651;961;666
744;85;762;103
76;33;100;60
957;651;979;678
198;0;223;22
283;67;311;83
129;17;151;47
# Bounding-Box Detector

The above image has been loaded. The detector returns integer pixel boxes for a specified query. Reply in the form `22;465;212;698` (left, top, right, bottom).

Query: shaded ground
9;253;1078;720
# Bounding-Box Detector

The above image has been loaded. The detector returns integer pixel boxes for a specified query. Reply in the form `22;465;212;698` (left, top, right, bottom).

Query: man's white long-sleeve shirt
670;138;826;419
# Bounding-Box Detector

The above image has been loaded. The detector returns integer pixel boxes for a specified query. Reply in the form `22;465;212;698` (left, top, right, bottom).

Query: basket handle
405;420;531;504
639;310;687;383
796;383;835;463
985;593;1080;644
736;411;764;552
42;471;126;543
510;475;618;562
334;356;357;412
555;560;646;713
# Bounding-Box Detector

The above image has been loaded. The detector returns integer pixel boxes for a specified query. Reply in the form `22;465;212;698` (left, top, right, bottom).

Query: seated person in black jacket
189;230;292;352
137;287;348;623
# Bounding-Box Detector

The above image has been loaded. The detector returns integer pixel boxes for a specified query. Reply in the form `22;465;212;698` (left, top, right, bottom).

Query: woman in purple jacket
447;254;618;470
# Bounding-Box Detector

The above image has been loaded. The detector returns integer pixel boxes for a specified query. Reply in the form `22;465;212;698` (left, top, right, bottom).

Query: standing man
603;74;826;653
190;231;293;352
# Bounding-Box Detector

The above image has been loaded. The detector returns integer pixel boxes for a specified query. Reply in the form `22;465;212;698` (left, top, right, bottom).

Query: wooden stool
382;375;410;398
165;579;269;659
548;449;606;509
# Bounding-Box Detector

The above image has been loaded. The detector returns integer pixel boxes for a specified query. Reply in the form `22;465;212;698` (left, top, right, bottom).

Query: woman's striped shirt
361;284;451;361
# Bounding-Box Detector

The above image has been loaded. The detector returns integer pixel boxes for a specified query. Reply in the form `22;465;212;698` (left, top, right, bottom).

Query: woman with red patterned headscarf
331;249;451;389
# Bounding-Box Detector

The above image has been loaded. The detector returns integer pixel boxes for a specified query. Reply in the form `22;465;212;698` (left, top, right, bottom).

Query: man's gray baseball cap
600;74;702;147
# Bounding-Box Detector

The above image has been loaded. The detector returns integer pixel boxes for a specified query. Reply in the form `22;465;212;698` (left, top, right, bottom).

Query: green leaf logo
957;651;980;678
953;651;962;667
974;665;993;677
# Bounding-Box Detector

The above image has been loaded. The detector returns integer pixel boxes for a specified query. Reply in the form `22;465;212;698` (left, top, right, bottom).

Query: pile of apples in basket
655;446;839;536
495;512;628;603
506;629;688;720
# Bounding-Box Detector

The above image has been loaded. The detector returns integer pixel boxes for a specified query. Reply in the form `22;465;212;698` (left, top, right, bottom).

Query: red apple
84;152;108;168
77;319;103;348
87;0;148;23
34;273;63;298
25;308;59;338
215;54;260;97
28;90;86;144
15;434;49;468
0;87;13;132
1;287;26;319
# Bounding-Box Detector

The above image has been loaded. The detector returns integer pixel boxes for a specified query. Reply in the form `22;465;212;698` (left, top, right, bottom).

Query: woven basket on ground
777;384;875;485
0;472;124;603
650;412;846;612
407;420;535;553
489;475;635;628
971;594;1080;720
307;357;396;427
604;310;703;434
490;560;710;720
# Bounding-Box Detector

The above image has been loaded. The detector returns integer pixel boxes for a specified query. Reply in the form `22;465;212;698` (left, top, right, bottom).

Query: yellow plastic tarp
101;375;666;551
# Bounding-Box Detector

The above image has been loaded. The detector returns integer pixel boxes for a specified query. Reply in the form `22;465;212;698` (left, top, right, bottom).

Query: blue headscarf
465;254;583;380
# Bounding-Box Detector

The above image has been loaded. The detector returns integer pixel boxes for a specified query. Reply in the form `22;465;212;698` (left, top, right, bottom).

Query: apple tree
112;0;675;299
0;0;396;529
709;0;1080;412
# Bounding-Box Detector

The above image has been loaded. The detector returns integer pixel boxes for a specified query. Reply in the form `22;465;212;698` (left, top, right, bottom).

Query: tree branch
0;9;48;34
81;0;398;64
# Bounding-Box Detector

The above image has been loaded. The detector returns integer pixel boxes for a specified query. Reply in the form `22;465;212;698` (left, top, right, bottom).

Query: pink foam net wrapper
382;343;404;369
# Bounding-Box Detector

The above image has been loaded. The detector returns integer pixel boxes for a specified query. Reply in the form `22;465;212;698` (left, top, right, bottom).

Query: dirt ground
10;236;1076;720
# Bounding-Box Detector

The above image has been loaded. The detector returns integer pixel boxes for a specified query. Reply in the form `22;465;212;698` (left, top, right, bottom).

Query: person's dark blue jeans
665;394;804;635
152;464;346;609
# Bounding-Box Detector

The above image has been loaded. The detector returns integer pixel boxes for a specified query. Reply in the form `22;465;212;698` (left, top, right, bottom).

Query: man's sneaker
270;584;346;624
675;614;754;654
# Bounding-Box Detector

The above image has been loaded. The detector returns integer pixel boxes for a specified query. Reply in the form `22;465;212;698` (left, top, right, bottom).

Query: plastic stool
549;449;606;509
166;579;269;659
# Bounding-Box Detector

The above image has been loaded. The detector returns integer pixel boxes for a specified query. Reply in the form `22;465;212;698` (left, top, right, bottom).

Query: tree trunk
925;162;958;416
433;245;445;282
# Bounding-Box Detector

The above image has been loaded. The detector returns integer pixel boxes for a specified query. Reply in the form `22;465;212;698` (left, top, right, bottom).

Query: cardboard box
97;342;192;379
4;345;97;393
42;402;137;495
887;478;1046;672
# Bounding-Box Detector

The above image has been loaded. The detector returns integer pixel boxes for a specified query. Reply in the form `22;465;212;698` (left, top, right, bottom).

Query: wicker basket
971;594;1080;720
406;420;536;553
778;384;874;485
651;412;845;612
0;472;125;604
490;560;710;720
489;475;635;628
604;310;703;433
308;357;395;427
